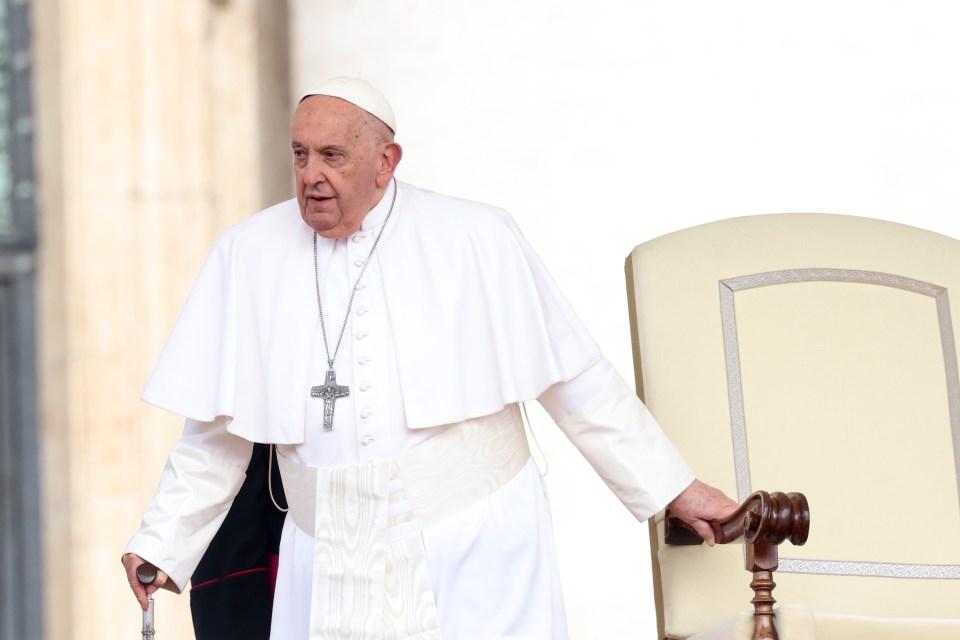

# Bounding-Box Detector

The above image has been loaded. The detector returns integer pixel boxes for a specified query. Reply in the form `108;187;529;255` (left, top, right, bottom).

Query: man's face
291;96;395;239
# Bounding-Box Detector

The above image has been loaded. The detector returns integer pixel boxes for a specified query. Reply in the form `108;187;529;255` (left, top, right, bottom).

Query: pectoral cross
311;369;350;431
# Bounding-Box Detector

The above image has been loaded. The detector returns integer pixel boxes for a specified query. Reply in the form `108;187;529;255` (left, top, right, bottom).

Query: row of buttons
351;233;377;448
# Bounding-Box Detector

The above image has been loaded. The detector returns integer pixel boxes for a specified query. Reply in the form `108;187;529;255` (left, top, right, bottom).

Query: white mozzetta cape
143;182;602;441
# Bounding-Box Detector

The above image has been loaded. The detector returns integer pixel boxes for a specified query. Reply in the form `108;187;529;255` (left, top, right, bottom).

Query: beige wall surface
289;1;960;638
32;0;290;637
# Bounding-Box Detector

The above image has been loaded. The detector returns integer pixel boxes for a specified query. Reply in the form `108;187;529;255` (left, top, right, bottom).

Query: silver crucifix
311;369;350;430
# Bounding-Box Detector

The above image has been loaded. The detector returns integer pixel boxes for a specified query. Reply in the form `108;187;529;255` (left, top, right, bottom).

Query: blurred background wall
30;0;291;637
2;0;956;638
0;0;41;637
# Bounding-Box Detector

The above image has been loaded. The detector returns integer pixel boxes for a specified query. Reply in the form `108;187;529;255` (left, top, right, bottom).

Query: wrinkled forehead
291;96;386;146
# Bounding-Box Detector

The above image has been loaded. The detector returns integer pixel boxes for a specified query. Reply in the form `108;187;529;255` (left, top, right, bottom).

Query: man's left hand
667;479;740;546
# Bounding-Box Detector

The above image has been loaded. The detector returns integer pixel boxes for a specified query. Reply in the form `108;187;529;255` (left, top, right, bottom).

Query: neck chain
309;177;398;430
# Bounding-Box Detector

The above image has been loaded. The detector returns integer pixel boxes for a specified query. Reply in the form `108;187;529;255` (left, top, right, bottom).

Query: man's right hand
121;553;172;611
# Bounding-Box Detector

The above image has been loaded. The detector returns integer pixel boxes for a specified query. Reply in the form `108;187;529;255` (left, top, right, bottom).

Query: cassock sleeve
538;357;695;522
125;417;253;592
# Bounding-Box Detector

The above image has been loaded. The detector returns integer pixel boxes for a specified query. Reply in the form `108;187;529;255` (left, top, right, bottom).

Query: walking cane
136;563;158;639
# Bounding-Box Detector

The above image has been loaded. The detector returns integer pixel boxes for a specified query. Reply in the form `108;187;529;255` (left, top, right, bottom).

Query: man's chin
301;210;338;233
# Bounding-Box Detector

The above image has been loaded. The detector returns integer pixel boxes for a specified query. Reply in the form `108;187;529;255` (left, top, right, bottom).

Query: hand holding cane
136;563;158;639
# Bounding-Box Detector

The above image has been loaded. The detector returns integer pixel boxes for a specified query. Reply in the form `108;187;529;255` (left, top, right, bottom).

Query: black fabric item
190;443;287;640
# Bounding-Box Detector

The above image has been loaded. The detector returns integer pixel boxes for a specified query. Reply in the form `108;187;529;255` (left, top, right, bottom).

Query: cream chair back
625;213;960;638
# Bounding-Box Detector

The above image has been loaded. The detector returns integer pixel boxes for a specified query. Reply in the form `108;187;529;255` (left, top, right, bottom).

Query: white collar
359;180;398;233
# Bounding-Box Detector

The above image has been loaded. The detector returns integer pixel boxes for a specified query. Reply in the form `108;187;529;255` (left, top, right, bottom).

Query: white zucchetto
299;77;397;133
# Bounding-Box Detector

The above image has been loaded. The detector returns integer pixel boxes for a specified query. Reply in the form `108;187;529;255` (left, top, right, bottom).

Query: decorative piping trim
779;559;960;580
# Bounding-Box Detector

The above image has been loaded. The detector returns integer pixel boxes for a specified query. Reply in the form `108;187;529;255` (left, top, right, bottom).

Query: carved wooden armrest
665;491;810;640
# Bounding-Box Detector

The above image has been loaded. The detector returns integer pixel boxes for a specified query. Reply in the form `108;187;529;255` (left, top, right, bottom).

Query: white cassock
126;181;694;639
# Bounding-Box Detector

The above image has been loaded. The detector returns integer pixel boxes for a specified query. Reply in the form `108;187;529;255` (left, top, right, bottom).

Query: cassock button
359;382;372;392
353;259;364;267
360;409;373;419
358;356;371;365
356;282;367;291
356;306;368;316
352;235;364;243
360;435;376;446
356;331;369;340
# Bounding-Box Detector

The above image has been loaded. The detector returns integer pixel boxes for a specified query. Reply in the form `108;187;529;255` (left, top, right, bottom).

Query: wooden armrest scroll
665;490;809;546
664;491;810;640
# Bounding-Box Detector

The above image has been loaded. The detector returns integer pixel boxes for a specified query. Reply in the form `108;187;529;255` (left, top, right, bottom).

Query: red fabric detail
268;553;279;599
191;567;269;591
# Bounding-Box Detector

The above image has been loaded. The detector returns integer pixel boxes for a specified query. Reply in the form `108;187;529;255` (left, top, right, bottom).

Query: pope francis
121;76;737;640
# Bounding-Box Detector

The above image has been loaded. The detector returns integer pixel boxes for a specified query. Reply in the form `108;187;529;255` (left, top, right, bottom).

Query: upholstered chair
625;213;960;639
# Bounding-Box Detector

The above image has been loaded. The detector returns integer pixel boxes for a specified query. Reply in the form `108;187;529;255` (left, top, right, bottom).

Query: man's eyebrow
290;141;348;154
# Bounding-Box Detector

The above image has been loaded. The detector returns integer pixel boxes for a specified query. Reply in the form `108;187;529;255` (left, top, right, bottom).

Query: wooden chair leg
747;540;779;640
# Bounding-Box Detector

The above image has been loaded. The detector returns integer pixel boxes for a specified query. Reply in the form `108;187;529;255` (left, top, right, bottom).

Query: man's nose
300;157;326;184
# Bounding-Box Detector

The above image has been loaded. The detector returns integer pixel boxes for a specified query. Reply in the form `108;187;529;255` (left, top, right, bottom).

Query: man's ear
376;142;403;188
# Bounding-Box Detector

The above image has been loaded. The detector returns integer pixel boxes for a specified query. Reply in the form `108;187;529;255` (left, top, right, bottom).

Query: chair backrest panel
626;213;960;638
733;279;960;564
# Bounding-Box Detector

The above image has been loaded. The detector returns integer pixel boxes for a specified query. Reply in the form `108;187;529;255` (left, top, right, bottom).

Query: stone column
32;0;291;637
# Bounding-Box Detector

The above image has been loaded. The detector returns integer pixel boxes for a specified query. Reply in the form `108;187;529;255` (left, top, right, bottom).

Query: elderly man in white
122;77;737;639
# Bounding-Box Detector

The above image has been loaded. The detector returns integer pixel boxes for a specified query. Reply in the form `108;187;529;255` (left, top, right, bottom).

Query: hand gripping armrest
666;490;810;547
